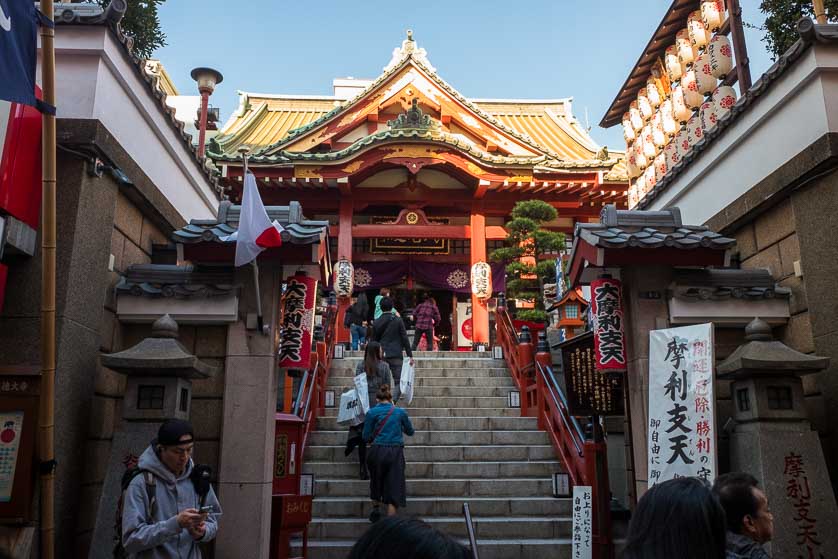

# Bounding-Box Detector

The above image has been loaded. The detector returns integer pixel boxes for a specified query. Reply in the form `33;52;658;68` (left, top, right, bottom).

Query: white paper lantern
708;34;733;79
681;69;704;109
665;139;680;170
712;85;737;121
675;126;690;160
677;29;696;67
700;99;718;133
644;165;657;192
622;112;636;143
642;124;658;158
660;99;678;136
687;113;705;147
636;174;646;196
471;261;492;299
638;92;653;121
335;259;354;298
688;11;711;49
629;101;644;132
702;0;725;32
671;85;692;123
634;135;648;170
665;45;683;81
647;77;662;109
694;51;716;95
628;184;639;209
654;153;667;183
651;111;666;148
626;150;640;179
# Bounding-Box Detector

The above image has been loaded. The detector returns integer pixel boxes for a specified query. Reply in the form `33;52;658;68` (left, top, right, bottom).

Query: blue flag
0;0;51;112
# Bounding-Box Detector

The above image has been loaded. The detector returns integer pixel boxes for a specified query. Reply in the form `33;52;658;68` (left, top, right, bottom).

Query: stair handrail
495;307;536;416
462;503;480;559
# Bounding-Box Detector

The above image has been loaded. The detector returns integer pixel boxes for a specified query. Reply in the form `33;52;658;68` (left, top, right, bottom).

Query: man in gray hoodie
121;419;221;558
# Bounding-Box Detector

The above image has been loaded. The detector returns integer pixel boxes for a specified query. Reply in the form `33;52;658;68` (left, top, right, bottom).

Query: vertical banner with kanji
278;275;317;370
590;278;627;372
648;323;715;485
572;485;593;559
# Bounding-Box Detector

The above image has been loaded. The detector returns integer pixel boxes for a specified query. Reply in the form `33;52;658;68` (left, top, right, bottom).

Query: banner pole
238;147;265;334
39;0;57;556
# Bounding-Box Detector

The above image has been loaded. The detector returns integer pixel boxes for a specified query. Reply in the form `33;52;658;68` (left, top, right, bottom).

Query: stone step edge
294;538;574;546
315;477;554;483
306;444;554;449
309;516;568;523
305;460;559;466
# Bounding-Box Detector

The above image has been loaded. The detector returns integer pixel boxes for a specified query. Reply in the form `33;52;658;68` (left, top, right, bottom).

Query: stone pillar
620;265;672;500
215;264;282;559
470;201;489;345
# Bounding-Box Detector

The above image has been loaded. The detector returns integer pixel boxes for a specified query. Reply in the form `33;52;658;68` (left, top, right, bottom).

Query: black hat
154;418;194;447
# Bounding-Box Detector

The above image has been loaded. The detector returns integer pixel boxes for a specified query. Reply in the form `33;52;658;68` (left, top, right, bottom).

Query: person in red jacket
411;294;440;351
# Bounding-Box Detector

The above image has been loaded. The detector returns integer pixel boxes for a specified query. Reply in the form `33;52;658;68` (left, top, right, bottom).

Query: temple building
207;32;628;347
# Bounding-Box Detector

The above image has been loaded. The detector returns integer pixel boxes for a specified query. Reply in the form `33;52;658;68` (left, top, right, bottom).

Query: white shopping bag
336;389;364;427
354;372;370;413
400;361;415;405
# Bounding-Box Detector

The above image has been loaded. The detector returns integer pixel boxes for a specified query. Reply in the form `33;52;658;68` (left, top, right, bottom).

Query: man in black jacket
371;297;414;402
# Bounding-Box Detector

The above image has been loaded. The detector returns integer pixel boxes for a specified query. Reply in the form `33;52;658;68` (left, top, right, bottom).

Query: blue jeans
350;323;366;351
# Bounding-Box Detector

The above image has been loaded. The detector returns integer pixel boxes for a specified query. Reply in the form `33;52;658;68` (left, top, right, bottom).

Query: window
179;388;189;413
767;386;793;410
736;388;750;412
138;385;165;410
564;304;578;319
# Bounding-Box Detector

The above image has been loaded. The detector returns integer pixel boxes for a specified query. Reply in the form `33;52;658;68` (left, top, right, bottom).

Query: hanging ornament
676;29;696;67
688;10;712;50
654;153;667;183
628;184;639;209
681;69;704;109
665;45;683;81
687;113;704;148
712;85;737;122
675;126;690;160
708;34;733;79
664;140;680;171
660;99;678;136
470;261;492;299
702;0;725;32
634;134;648;170
622;112;636;143
629;101;644;132
647;77;662;108
626;149;640;179
651;111;667;148
671;85;692;123
638;91;653;121
695;51;716;95
636;174;646;198
642;124;658;158
644;165;657;192
334;259;355;298
700;99;718;133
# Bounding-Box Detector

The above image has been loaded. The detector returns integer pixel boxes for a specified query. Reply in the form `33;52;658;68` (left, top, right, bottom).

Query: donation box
273;413;304;495
0;368;39;523
270;494;313;559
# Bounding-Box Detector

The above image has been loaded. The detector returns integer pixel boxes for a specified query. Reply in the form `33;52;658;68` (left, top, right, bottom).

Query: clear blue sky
155;0;774;150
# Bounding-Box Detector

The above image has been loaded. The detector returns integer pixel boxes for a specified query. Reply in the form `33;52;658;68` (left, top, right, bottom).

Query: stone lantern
90;314;218;558
718;318;838;558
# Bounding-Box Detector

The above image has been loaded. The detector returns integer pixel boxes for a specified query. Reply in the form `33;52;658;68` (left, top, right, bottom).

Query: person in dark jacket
363;384;414;521
346;341;392;480
346;294;370;351
713;473;773;559
371;297;413;403
411;294;441;351
348;516;469;558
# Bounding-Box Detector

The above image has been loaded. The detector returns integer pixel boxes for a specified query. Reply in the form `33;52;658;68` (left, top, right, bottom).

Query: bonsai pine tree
490;200;565;323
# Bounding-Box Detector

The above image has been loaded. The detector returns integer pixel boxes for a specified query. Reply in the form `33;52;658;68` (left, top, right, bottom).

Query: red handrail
296;303;338;457
495;307;613;559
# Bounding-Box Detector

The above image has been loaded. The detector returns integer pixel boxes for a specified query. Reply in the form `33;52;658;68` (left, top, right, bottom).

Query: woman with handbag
363;383;414;522
345;342;392;480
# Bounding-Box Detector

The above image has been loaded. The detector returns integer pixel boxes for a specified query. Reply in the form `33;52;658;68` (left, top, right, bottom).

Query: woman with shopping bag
345;342;392;480
363;384;414;522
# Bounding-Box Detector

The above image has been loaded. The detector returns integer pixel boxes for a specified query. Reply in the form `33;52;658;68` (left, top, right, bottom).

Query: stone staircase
297;351;575;558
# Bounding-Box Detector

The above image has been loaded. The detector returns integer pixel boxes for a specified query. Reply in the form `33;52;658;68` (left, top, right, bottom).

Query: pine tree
760;0;838;59
98;0;167;59
490;200;565;323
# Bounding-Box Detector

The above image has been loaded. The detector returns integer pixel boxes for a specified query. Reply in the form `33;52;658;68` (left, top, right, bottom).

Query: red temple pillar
470;201;489;345
337;197;352;344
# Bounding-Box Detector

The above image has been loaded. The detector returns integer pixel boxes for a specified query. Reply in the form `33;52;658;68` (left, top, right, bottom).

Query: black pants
412;328;433;351
385;357;403;403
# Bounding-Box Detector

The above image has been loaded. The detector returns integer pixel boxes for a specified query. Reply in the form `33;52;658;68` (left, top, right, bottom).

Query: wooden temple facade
208;32;628;346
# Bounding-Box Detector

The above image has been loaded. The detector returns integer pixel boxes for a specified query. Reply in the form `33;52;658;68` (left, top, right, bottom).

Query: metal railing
462;503;479;559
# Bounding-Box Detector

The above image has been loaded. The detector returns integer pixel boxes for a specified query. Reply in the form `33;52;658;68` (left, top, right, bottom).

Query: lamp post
190;67;223;159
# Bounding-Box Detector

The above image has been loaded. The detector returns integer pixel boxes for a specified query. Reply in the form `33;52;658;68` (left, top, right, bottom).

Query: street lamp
190;66;223;159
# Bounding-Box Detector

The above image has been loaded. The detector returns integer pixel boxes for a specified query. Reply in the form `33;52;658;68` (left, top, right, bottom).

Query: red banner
278;275;317;370
590;277;627;372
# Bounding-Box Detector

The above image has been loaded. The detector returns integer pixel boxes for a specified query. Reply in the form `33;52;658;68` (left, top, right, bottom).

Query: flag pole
238;147;265;334
39;0;57;556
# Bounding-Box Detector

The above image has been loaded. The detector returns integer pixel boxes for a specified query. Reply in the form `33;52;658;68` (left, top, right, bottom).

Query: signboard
278;275;318;370
572;485;593;559
456;301;472;348
590;278;627;372
559;332;625;417
0;411;23;502
369;216;450;255
648;323;716;485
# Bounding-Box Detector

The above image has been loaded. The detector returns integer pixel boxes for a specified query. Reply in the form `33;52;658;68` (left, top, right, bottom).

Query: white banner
648;323;716;486
572;485;592;559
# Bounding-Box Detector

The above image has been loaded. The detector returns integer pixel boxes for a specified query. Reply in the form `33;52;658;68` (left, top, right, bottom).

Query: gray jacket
122;445;222;558
726;532;770;559
355;360;393;405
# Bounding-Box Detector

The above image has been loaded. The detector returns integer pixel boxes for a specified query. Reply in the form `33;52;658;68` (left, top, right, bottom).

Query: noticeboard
0;368;39;522
558;332;625;417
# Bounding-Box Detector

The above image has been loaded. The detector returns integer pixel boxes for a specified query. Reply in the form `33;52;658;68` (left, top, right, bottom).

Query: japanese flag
223;172;283;266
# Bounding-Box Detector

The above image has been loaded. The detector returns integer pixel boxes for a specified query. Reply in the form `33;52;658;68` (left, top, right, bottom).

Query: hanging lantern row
623;0;735;209
470;261;493;300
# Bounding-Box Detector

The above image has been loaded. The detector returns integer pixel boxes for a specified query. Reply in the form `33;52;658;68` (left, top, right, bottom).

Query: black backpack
113;467;156;558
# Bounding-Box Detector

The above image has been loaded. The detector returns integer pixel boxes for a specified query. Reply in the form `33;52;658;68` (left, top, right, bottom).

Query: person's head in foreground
347;516;469;559
622;477;727;559
713;472;774;544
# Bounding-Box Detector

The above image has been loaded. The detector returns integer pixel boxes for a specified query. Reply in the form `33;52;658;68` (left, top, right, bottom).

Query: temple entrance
361;286;455;350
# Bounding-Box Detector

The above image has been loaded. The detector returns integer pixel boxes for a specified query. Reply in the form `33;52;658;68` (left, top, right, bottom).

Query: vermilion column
337;197;353;343
470;201;489;345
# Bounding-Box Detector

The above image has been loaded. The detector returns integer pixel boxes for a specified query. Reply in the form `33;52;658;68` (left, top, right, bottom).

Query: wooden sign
0;369;39;522
572;486;593;559
559;332;625;417
590;277;627;372
278;275;318;370
648;323;716;485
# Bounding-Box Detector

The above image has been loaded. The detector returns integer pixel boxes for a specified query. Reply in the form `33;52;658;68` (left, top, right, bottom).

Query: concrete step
304;460;561;479
321;406;521;418
305;444;557;462
328;373;515;386
323;385;519;398
334;358;505;369
329;367;511;379
406;396;510;409
344;351;499;359
308;515;570;540
307;430;550;446
315;477;554;497
294;538;574;559
316;416;538;432
310;496;572;518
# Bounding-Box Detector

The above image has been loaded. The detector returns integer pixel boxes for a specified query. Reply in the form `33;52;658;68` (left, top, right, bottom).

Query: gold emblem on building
406;211;419;225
